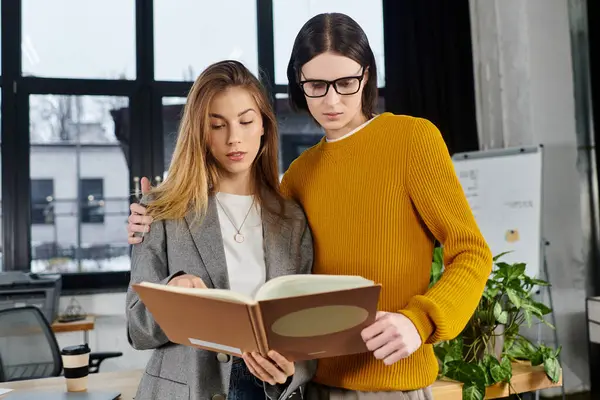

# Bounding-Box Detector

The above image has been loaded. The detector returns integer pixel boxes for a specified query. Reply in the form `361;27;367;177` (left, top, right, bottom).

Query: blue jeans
228;357;265;400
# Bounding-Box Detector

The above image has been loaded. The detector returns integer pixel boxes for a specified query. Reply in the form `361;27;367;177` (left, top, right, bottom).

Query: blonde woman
126;60;314;400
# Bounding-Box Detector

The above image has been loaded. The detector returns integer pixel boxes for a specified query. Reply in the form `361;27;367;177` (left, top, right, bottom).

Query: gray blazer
126;195;316;400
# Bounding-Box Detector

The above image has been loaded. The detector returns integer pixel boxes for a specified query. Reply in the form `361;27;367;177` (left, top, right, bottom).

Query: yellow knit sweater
281;113;492;392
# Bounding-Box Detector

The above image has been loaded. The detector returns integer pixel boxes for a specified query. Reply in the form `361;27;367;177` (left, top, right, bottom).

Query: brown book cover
132;275;381;361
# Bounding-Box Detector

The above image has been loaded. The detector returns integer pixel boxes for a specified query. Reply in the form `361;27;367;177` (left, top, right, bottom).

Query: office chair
0;306;122;382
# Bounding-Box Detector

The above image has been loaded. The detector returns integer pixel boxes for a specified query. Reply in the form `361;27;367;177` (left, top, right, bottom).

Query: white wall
471;0;590;394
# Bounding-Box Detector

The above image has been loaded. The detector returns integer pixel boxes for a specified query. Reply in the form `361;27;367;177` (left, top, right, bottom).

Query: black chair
0;306;122;382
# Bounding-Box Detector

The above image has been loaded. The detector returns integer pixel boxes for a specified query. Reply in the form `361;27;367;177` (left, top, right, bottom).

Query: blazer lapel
184;196;229;289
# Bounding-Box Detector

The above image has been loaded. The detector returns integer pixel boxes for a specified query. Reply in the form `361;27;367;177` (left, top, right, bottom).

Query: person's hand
243;351;294;386
361;311;422;365
167;274;207;288
128;177;152;244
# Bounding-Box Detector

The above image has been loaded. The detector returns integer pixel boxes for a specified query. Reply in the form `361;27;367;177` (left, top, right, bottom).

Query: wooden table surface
430;362;562;399
51;315;96;333
0;362;561;400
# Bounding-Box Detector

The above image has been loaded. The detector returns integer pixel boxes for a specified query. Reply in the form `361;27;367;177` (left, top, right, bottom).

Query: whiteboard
452;146;543;278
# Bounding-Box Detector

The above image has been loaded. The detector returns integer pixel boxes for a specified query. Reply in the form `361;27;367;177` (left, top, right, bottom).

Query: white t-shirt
326;116;377;142
215;192;266;297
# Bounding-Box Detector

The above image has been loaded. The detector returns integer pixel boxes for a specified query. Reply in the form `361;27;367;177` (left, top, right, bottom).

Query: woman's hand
361;311;422;365
243;351;294;386
127;177;152;244
167;274;207;288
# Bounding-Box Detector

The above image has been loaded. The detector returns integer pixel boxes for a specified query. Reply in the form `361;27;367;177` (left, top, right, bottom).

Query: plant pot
463;324;505;362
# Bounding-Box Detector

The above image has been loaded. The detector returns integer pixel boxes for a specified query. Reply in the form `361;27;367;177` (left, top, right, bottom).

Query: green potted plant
430;248;561;400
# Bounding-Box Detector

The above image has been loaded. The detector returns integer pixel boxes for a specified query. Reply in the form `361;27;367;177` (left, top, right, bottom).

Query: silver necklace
215;194;255;243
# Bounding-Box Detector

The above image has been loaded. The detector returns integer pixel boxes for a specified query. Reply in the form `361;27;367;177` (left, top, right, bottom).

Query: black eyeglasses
299;68;365;98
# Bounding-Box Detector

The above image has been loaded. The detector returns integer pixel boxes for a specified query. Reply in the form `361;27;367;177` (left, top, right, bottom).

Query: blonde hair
146;60;284;222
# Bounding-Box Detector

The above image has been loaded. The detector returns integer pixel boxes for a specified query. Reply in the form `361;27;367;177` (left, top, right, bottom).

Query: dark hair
286;13;378;119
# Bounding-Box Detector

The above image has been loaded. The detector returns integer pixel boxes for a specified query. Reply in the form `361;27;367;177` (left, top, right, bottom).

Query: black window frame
0;0;283;294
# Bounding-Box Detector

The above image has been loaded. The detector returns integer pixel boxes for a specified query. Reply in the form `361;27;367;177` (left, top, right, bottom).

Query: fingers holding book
243;350;294;386
167;274;207;289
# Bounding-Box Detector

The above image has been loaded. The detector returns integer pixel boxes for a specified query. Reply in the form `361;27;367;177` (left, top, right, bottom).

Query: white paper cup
61;344;90;392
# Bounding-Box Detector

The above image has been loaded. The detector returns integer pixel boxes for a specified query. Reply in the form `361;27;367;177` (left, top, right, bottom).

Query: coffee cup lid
61;344;90;356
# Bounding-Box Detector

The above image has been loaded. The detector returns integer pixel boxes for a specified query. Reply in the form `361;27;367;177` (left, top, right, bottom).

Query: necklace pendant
234;233;245;243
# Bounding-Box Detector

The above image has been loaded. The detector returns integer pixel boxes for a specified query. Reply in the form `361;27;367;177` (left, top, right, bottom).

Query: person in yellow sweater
126;12;492;400
280;12;492;399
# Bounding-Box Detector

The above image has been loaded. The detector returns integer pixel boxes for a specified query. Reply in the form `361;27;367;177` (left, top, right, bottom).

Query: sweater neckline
318;113;391;152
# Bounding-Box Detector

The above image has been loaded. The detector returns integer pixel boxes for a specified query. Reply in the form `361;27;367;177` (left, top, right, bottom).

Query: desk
51;316;96;344
0;362;562;400
0;369;140;399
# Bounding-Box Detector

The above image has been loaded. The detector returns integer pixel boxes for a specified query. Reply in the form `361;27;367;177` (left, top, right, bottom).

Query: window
29;95;130;274
161;97;187;177
153;0;258;80
273;0;385;87
80;179;104;224
22;0;135;79
31;179;54;225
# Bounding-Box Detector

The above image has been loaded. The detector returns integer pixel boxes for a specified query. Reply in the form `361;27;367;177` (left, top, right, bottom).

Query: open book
132;274;381;361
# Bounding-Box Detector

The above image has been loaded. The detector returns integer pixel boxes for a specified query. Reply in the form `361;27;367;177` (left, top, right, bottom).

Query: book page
138;282;255;304
254;274;373;301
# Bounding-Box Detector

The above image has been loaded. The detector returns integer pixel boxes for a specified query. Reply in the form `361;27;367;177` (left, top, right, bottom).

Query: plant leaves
531;349;544;366
523;276;550;287
430;247;444;288
544;356;561;383
434;344;448;365
532;278;550;286
500;356;513;380
484;287;499;299
480;355;496;385
462;381;486;400
541;319;556;330
493;302;508;324
433;246;444;265
523;309;533;327
555;346;562;358
495;262;512;279
448;336;464;361
521;300;552;319
507;263;527;281
445;360;487;386
506;288;521;308
532;301;552;315
480;355;512;384
493;251;513;262
506;338;536;360
434;338;465;375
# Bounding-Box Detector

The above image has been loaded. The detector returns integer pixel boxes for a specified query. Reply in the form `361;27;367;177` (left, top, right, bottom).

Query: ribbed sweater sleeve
399;118;493;344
